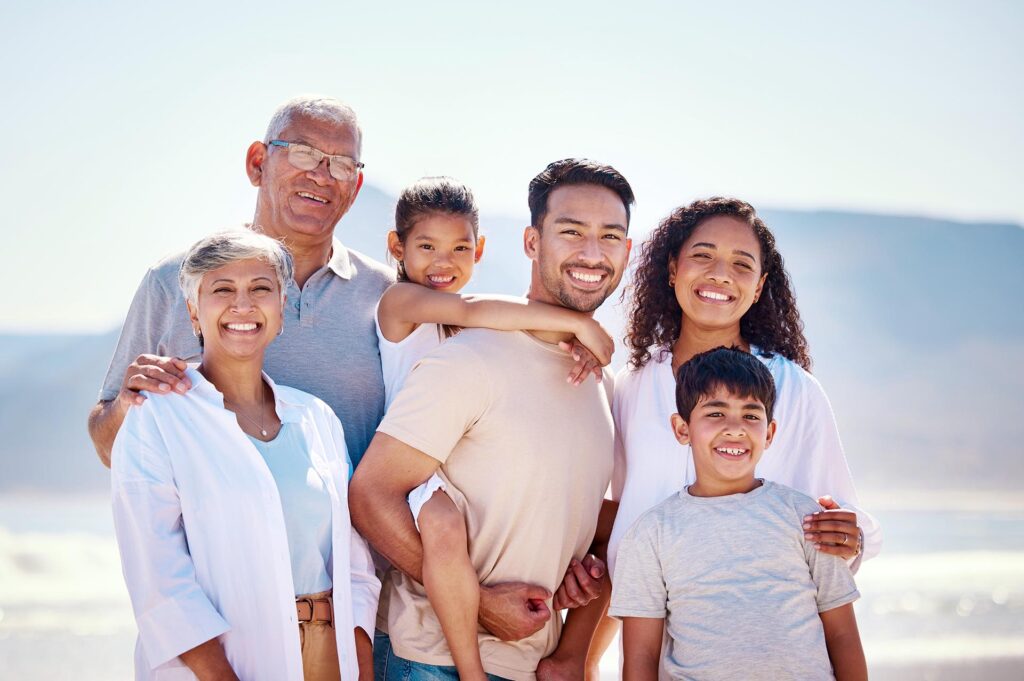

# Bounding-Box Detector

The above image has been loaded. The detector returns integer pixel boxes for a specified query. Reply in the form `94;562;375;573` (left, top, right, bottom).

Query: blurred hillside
2;186;1021;497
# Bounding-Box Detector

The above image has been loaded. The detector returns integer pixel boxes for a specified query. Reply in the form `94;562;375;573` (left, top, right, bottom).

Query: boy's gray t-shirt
609;480;859;681
99;238;394;466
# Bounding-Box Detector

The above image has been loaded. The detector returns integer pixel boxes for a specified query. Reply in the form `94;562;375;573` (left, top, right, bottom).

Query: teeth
298;191;328;204
570;271;603;283
699;290;730;301
428;275;454;283
225;323;258;331
716;447;747;456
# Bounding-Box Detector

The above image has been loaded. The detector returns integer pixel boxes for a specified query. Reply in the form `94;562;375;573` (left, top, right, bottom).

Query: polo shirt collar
327;238;353;280
186;365;305;423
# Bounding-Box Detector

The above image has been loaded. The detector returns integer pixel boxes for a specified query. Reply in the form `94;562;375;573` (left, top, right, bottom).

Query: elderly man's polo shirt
100;236;394;465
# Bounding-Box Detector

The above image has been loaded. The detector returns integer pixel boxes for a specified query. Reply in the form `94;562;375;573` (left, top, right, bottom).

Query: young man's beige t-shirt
377;328;614;681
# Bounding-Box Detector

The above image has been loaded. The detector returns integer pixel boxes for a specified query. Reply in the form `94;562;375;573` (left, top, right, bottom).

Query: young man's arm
820;604;867;681
621;617;664;681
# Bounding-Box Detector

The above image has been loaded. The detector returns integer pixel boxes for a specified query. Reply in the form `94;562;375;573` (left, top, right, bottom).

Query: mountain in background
3;185;1022;498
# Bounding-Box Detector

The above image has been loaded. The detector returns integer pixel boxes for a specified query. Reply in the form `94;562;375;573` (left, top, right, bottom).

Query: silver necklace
227;384;268;437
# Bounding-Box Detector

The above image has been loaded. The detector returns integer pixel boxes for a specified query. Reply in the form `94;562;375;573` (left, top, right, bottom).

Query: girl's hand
573;319;614;366
559;339;604;386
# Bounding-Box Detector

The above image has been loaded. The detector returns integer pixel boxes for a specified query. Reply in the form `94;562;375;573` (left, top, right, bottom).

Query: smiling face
387;212;483;293
247;114;363;248
187;258;284;365
671;385;777;497
525;184;632;313
669;216;767;334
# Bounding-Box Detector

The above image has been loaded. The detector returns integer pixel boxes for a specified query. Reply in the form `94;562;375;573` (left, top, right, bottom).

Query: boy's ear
764;419;778;449
475;234;486;263
669;413;690;446
386;231;404;262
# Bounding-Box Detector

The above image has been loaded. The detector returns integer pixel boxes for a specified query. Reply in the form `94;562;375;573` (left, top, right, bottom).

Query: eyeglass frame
266;140;365;181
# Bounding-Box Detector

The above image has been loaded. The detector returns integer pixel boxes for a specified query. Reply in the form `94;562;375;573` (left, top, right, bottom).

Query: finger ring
841;534;848;546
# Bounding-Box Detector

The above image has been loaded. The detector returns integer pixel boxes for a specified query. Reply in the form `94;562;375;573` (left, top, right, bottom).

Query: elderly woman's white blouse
111;368;379;681
608;348;882;580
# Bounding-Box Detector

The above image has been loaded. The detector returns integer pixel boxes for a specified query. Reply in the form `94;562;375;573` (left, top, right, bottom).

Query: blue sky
2;1;1021;331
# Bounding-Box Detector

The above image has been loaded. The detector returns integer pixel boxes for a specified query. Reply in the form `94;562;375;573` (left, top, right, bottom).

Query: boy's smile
670;385;777;497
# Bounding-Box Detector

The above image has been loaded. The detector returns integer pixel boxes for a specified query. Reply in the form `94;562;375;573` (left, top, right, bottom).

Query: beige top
377;329;614;680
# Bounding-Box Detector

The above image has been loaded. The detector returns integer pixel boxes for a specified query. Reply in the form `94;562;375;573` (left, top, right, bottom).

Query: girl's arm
820;603;867;681
377;283;613;365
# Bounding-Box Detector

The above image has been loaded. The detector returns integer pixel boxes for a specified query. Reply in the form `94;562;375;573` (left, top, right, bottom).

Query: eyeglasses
267;140;364;182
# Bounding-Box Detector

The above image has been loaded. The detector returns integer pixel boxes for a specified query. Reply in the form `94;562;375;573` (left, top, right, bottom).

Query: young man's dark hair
528;158;636;228
675;346;777;422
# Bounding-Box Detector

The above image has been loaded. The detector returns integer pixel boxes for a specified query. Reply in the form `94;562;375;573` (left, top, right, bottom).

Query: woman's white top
376;302;442;410
247;422;333;597
608;348;882;579
111;367;380;681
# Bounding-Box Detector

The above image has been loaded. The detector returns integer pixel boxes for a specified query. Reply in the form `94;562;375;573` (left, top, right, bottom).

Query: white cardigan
608;348;882;579
112;367;379;681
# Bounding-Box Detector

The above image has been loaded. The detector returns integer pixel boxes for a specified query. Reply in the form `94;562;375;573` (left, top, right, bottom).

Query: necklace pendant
261;429;268;437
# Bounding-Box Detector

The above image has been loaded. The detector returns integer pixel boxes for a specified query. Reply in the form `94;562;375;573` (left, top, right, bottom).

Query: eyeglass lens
287;145;358;182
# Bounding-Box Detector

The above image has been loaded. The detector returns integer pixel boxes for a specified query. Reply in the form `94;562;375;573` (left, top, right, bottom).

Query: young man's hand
479;582;551;640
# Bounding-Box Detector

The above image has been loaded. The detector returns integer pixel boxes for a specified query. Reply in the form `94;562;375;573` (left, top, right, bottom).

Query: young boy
609;347;867;681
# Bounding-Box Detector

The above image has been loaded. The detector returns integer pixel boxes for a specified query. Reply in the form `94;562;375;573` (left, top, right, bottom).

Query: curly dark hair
624;197;811;371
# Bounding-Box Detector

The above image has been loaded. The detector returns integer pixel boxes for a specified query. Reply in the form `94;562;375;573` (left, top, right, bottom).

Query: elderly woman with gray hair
111;230;379;681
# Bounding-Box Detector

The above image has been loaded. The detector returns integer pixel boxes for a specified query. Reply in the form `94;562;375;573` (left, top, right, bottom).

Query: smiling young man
350;159;633;681
610;347;866;681
88;95;394;469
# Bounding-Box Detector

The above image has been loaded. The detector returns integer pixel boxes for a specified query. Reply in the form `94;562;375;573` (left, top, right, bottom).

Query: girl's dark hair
393;176;479;282
624;197;811;371
393;176;480;340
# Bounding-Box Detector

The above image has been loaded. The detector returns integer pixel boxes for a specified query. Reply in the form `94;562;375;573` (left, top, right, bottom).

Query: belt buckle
297;596;315;622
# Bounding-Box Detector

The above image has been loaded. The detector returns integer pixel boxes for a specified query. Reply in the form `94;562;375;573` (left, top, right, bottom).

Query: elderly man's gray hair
263;95;363;155
179;230;294;307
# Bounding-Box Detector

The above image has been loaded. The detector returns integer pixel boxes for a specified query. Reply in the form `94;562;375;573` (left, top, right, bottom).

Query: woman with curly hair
588;198;880;676
607;197;882;576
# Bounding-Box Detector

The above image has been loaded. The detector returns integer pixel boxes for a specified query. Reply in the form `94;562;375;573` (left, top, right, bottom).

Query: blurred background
1;2;1022;679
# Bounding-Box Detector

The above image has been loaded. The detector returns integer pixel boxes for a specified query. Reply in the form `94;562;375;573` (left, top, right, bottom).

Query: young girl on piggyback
375;176;612;681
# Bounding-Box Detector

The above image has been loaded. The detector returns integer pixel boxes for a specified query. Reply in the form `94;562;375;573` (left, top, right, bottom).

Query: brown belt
296;594;334;625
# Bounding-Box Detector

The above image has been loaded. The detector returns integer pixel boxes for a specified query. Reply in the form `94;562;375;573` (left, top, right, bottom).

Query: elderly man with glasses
88;95;393;470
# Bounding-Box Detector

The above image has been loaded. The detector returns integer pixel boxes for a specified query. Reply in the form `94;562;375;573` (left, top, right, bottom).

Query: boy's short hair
675;347;777;422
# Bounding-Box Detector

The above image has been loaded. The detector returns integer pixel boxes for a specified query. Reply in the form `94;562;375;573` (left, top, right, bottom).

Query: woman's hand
179;638;240;681
804;496;862;560
355;627;374;681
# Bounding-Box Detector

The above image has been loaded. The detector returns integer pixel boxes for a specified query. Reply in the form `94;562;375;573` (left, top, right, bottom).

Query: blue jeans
374;630;510;681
